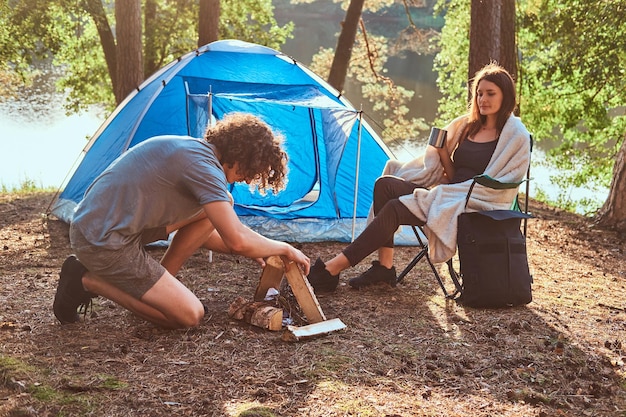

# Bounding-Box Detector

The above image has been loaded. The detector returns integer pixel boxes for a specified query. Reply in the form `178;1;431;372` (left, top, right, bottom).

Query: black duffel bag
456;210;533;308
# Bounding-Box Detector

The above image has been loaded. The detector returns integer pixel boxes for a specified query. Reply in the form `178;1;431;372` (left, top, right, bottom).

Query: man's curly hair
204;113;288;195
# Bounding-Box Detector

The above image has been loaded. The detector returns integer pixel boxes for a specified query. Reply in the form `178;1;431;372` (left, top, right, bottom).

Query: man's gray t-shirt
72;135;231;249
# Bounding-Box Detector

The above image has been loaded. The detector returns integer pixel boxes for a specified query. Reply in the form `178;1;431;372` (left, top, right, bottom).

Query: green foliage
55;16;115;113
149;0;199;62
432;0;470;124
0;354;130;414
0;354;34;380
307;0;431;143
220;0;293;51
311;34;428;142
0;178;55;193
517;0;626;196
0;65;21;99
1;0;294;112
0;0;47;67
237;406;279;417
0;1;24;95
98;374;128;389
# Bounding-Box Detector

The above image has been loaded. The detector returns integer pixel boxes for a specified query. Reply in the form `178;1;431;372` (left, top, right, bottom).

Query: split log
281;318;347;342
258;256;327;324
254;256;284;301
282;259;326;324
228;296;283;331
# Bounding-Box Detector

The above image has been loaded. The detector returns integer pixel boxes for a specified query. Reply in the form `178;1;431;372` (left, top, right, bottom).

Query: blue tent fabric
50;40;400;243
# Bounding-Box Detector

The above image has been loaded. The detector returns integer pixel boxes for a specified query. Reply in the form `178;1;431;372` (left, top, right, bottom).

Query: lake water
0;5;607;213
0;105;101;192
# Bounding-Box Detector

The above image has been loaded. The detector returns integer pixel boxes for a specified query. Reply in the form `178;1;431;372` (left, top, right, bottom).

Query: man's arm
202;201;310;275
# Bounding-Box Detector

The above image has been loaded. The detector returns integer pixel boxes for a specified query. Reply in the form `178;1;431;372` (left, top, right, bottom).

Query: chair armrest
472;174;526;190
464;174;529;209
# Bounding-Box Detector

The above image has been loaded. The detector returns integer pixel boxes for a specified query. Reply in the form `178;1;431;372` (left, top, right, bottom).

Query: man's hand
281;250;310;276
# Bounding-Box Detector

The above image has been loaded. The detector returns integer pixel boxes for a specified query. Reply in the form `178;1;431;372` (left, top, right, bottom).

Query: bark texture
114;0;143;104
198;0;220;47
327;0;365;93
83;0;117;94
469;0;517;85
595;136;626;231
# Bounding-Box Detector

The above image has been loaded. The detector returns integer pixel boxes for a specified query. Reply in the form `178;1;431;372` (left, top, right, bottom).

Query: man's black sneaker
53;255;94;324
348;261;397;289
307;258;339;293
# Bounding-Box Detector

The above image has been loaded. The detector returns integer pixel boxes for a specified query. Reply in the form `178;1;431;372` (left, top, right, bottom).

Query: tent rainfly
50;39;398;243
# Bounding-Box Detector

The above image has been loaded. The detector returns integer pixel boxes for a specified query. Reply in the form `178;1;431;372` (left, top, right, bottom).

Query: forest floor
1;191;625;417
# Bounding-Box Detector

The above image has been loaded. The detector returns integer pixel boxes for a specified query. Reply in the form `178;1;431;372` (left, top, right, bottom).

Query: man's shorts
69;224;168;300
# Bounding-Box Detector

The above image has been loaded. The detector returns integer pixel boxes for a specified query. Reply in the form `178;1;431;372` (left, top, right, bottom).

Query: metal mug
428;127;447;148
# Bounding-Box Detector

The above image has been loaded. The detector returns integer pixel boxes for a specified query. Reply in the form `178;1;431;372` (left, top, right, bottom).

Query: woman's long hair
464;62;517;140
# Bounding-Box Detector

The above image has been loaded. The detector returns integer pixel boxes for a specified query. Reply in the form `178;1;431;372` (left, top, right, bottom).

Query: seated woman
307;62;531;292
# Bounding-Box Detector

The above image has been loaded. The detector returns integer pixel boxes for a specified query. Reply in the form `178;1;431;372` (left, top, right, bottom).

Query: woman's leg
371;177;421;268
378;247;395;269
323;199;424;276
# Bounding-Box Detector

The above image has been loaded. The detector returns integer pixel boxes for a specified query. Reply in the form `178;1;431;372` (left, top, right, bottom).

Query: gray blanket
381;114;531;263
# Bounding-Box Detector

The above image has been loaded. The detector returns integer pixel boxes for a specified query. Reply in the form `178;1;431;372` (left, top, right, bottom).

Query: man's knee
173;302;205;328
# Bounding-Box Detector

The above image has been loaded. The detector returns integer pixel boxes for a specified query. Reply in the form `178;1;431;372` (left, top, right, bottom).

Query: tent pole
207;87;214;263
208;86;213;126
351;110;363;242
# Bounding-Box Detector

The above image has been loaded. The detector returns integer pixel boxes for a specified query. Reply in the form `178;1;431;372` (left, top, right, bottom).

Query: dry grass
1;191;625;416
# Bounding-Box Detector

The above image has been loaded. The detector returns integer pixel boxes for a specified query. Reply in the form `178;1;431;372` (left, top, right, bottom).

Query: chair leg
397;225;430;284
445;259;462;299
425;250;449;296
397;247;427;284
397;226;462;300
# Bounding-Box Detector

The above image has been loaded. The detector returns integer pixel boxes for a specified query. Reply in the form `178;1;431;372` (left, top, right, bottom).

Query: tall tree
114;0;143;103
84;0;118;94
433;0;471;121
327;0;365;92
198;0;220;47
1;0;293;112
596;137;626;230
469;0;516;83
144;0;158;76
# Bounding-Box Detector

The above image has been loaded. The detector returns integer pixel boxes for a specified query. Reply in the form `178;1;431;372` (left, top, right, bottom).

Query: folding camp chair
396;135;533;299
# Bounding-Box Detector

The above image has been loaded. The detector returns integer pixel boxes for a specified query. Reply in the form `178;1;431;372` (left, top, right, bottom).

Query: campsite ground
1;191;625;417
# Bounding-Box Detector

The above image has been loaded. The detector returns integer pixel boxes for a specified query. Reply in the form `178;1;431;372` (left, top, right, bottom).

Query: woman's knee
373;177;415;212
374;177;398;212
374;177;397;199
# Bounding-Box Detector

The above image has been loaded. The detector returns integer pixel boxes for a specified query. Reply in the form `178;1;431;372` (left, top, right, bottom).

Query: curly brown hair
204;112;288;195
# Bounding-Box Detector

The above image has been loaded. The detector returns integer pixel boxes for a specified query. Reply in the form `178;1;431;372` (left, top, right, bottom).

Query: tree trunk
327;0;365;93
469;0;516;91
114;0;143;104
198;0;220;47
83;0;117;95
594;135;626;231
144;0;158;76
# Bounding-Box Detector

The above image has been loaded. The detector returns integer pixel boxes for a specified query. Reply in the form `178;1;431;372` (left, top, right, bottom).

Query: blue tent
50;40;396;242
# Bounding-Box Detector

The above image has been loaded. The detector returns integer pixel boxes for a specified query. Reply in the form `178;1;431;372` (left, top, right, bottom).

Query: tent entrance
185;81;360;220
